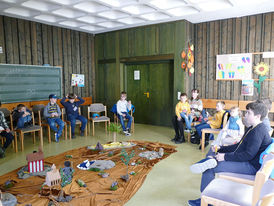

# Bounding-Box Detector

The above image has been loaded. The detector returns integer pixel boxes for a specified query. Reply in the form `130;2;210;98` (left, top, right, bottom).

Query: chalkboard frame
0;64;62;103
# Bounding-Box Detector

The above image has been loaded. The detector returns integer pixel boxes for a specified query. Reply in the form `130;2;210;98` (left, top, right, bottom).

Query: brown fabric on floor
0;140;176;206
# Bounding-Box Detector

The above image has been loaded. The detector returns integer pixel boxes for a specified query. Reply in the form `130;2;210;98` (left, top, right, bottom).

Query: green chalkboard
0;64;62;103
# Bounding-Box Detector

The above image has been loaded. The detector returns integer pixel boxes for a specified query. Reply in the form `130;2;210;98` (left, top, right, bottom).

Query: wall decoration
253;62;269;94
216;53;252;80
187;43;194;76
241;79;254;96
71;74;84;87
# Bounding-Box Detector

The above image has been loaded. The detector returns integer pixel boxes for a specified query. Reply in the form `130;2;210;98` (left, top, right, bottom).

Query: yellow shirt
175;101;191;118
208;110;225;129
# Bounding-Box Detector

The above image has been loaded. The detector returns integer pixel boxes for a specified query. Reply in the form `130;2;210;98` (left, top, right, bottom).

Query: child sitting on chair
176;93;193;134
117;91;132;136
12;104;32;129
61;93;87;139
192;101;226;148
211;106;244;149
44;94;64;142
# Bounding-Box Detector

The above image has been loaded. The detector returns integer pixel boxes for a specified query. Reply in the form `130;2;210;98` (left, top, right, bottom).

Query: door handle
144;92;149;98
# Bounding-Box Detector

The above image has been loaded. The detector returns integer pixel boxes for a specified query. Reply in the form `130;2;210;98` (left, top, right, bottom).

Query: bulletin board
216;53;252;80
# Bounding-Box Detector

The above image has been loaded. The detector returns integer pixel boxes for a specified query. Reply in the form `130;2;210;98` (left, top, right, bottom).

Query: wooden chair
62;107;87;139
11;110;43;151
33;104;67;143
200;111;230;152
0;108;17;152
113;104;135;133
88;103;110;136
201;153;274;206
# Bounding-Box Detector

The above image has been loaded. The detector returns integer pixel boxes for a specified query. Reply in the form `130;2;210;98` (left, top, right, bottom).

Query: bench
190;99;274;152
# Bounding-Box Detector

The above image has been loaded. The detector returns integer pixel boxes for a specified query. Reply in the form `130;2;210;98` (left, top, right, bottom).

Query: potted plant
107;123;122;142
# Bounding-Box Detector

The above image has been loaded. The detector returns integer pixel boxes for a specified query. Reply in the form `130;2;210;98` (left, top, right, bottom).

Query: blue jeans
200;148;257;192
180;113;193;130
195;123;211;138
67;114;87;135
17;115;32;128
119;112;132;131
0;131;14;149
47;117;64;137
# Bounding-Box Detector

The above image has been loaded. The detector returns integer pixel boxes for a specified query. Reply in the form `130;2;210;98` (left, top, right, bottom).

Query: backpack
220;110;230;129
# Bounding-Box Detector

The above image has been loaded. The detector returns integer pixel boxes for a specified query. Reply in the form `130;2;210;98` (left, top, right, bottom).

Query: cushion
218;172;255;182
92;116;110;121
202;178;253;206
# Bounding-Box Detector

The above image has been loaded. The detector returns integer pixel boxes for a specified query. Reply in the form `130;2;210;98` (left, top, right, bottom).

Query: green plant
108;123;122;133
108;123;122;142
120;149;135;179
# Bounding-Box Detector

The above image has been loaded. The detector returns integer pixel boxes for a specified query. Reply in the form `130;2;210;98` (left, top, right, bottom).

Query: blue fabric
200;148;257;192
119;112;132;131
180;112;193;130
47;117;64;137
17;115;32;128
67;114;87;135
259;139;274;178
195;122;211;138
228;116;240;130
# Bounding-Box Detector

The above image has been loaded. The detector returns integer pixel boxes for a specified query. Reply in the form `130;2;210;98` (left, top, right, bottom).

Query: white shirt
117;100;131;115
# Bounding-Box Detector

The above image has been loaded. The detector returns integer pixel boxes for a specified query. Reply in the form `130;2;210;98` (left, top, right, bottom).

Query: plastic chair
88;103;110;136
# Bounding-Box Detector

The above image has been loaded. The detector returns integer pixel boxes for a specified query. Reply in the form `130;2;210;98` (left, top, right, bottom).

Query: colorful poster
216;53;252;80
241;79;254;96
71;74;84;87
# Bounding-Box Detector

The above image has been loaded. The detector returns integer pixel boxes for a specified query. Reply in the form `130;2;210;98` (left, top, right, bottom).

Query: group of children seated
172;89;273;150
0;93;87;158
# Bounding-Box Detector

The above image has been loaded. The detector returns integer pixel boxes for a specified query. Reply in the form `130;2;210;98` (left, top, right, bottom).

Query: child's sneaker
190;130;194;135
0;146;5;158
190;157;217;174
55;133;59;143
80;130;85;136
123;130;128;135
125;132;131;136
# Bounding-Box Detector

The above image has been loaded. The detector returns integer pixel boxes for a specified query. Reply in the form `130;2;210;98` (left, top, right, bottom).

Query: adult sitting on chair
188;101;272;206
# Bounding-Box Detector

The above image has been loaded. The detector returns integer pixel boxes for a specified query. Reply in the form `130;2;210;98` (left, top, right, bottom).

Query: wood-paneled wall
193;12;274;102
94;21;194;108
0;16;95;99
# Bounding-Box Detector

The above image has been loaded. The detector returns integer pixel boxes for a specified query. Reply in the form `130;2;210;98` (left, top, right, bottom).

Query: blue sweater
61;97;85;116
219;123;272;171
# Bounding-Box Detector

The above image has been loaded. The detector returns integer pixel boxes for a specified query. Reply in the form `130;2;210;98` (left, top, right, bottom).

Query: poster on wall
241;79;254;96
71;74;84;87
216;53;252;80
